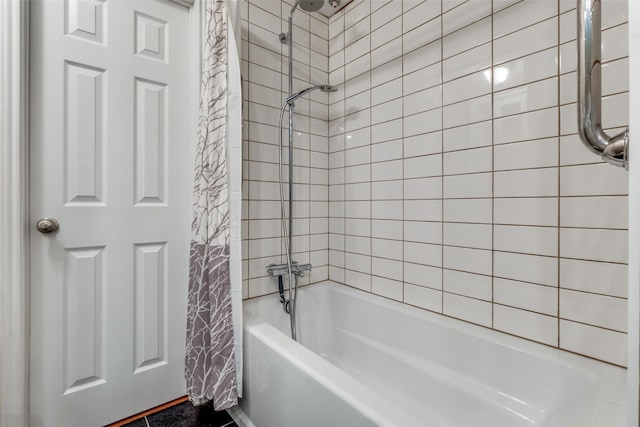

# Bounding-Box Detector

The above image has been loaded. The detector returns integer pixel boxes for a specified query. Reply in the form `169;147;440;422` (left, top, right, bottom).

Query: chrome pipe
577;0;628;168
286;2;298;265
288;103;294;284
286;1;299;96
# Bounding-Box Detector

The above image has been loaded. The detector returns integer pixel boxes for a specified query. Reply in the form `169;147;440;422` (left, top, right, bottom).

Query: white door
29;0;192;425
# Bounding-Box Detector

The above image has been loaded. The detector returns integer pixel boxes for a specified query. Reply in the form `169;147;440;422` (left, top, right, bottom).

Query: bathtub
229;281;626;427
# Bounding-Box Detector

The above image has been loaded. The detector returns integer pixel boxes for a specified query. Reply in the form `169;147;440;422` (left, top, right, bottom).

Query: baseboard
106;396;189;427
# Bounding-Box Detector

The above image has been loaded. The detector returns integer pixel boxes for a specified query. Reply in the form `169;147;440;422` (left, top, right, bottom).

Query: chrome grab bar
577;0;629;169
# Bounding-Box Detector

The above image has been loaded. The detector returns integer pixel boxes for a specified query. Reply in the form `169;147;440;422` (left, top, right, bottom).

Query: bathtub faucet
266;261;312;277
267;262;313;313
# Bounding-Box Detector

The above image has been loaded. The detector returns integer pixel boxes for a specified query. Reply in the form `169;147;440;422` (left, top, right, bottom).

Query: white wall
240;0;630;367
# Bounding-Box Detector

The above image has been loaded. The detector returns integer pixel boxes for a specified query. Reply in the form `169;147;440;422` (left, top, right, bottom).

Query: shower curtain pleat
226;0;244;399
185;0;242;410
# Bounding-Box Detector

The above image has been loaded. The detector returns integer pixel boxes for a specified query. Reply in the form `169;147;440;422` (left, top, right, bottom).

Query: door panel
29;0;192;425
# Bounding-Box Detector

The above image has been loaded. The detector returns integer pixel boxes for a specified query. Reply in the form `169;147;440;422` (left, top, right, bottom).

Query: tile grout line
401;0;405;304
369;1;373;296
556;0;562;350
491;0;496;330
440;0;445;315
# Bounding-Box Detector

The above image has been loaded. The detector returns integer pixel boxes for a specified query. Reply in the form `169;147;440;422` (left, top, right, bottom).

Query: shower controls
36;217;60;234
266;261;313;277
267;262;312;314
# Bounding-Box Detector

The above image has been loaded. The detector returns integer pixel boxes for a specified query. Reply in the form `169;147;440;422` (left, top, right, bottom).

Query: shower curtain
185;0;243;410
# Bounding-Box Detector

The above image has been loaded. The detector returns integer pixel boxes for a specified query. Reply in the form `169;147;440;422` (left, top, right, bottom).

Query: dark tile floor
123;401;237;427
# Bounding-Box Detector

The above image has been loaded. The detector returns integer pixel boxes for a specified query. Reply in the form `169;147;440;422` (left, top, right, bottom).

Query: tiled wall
240;0;629;367
326;0;629;366
240;1;331;299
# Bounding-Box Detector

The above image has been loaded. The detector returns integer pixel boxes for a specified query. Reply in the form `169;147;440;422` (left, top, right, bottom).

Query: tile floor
122;401;237;427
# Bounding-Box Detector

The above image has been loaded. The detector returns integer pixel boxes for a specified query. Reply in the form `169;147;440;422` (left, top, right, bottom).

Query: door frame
628;3;640;426
0;1;201;425
0;1;30;426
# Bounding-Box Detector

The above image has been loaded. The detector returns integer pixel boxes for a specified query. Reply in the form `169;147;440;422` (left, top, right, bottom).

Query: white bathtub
229;282;626;427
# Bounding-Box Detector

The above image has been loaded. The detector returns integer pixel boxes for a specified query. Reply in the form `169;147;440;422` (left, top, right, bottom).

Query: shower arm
577;0;628;169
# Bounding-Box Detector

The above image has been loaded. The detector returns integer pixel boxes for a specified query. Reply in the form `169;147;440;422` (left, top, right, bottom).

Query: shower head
299;0;324;12
282;0;325;43
286;84;338;104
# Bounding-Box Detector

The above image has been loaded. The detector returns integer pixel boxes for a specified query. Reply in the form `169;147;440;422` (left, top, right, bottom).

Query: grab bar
577;0;629;169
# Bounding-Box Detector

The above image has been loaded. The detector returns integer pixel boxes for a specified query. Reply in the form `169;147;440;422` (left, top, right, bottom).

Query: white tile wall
242;0;330;300
324;0;629;366
242;0;630;367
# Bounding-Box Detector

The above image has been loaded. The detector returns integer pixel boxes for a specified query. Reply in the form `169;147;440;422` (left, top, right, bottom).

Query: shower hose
278;100;298;340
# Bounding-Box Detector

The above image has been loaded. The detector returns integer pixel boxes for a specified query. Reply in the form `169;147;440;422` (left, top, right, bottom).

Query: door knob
36;217;59;234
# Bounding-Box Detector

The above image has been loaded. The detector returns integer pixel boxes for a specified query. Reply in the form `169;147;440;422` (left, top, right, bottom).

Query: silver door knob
36;217;59;234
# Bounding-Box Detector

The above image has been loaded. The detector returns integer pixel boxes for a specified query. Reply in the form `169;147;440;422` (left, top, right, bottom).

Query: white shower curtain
184;0;243;409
